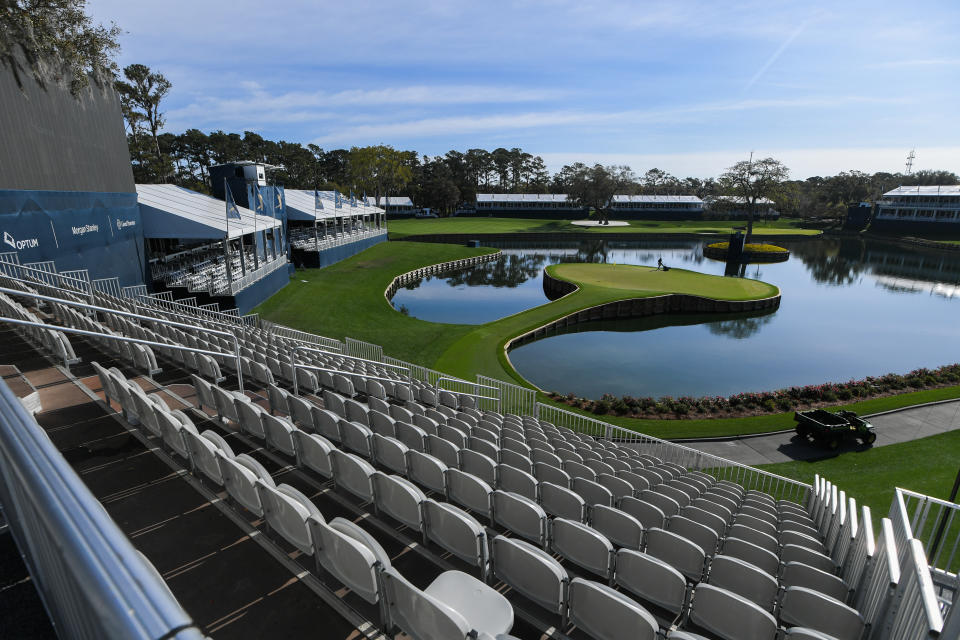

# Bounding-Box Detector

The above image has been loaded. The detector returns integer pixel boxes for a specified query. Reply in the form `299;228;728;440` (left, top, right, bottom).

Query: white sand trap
570;220;630;227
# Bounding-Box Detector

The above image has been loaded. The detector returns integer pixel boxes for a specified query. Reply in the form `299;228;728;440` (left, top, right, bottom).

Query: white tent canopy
137;184;282;240
284;189;384;221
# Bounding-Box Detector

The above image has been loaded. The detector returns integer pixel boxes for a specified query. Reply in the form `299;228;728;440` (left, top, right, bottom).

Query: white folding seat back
645;527;706;582
640;490;681;518
407;451;448;494
496;464;538;501
367;396;391;416
539;481;585;522
615;549;687;615
369;410;397;438
309;516;390;605
237;399;266;440
344;398;369;426
781;530;826;554
217;452;274;516
779;586;864;640
669;516;719;557
688;583;778;640
707;554;779;612
293;431;334;478
287;396;315;431
618;496;667;530
322;390;346;418
295;368;318;395
372;472;426;531
415;414;440;435
568;578;659;640
726;525;778;556
256;481;320;554
692;497;734;525
499;449;532;474
654;484;691;509
781;544;836;574
332;374;355;397
396;421;427;452
533;461;570;488
157;409;195;460
550;519;614;581
597;473;634;501
444;469;493;519
364;379;386;400
467;436;499;461
563;459;596;482
182;430;234;485
330;450;375;502
683;505;728;538
423;500;487;573
190;374;216;411
722;537;780;576
492;536;568;616
340;420;373;458
427;434;460;468
781;561;848;602
212;385;240;423
380;568;473;640
591;504;644;550
459;449;496;486
493;490;548;548
572;477;613;510
312;407;342;443
735;513;778;538
372;434;409;475
263;413;297;457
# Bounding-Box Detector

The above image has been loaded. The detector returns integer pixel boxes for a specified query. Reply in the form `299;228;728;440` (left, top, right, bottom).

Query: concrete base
570;220;630;227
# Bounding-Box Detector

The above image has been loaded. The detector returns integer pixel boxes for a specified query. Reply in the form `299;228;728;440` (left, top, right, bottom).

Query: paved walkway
684;400;960;466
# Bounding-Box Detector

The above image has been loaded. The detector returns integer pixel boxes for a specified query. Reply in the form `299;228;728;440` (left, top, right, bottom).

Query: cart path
682;399;960;466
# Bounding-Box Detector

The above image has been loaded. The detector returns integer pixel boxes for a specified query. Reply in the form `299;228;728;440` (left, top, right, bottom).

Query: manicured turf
759;429;960;564
254;242;498;366
551;263;779;299
387;217;821;239
256;240;960;439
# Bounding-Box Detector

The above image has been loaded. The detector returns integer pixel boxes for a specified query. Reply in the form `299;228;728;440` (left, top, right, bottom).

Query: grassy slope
759;430;960;552
256;240;960;439
254;242;497;365
388;217;821;239
433;264;778;383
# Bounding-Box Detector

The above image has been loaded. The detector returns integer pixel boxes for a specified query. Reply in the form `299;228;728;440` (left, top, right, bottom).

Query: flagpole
224;178;233;290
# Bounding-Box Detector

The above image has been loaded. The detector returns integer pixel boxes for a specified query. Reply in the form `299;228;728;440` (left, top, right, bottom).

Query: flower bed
707;242;789;253
703;241;790;263
545;364;960;420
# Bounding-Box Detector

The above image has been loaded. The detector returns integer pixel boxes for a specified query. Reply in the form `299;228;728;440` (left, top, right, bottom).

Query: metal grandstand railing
0;376;204;639
478;375;537;416
436;377;502;412
346;336;384;362
893;488;960;575
261;320;344;352
218;255;289;296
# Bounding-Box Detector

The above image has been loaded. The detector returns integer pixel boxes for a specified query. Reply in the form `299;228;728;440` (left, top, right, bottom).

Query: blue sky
88;0;960;178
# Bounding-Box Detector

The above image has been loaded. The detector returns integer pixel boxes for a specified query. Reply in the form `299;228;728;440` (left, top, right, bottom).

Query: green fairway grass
387;216;821;239
256;240;960;439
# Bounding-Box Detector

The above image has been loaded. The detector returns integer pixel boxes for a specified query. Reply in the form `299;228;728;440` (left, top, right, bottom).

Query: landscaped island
703;241;790;262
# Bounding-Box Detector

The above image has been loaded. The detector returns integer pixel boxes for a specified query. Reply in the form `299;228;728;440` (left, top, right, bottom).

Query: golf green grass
550;262;780;297
256;240;960;439
387;216;821;239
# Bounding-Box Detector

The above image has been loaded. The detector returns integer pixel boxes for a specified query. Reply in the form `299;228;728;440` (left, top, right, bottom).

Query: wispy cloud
869;58;960;69
313;95;908;144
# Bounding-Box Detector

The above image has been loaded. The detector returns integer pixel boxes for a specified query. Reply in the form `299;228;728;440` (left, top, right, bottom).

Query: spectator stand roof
883;185;960;197
477;193;572;203
284;189;384;221
136;184;281;240
613;195;703;204
376;195;414;207
705;196;775;205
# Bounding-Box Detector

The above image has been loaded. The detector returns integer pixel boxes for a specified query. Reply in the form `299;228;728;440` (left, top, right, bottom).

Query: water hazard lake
390;238;960;399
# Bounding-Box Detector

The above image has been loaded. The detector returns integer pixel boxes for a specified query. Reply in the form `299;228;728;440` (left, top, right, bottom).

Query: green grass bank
387;216;821;239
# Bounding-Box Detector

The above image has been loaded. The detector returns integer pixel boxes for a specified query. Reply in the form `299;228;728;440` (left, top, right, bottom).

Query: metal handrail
137;293;246;327
0;377;203;639
0;261;94;303
290;344;409;374
436;376;502;409
0;286;244;392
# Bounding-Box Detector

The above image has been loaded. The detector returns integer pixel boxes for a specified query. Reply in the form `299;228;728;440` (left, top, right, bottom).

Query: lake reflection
390;238;960;398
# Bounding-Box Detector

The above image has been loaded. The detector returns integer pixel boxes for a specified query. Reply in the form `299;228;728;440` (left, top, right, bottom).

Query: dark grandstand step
3;334;365;640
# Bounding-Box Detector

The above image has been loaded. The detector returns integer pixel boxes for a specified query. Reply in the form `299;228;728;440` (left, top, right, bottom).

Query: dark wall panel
0;65;135;193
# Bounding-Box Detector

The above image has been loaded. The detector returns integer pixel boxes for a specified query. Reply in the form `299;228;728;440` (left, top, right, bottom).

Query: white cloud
311;95;908;145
